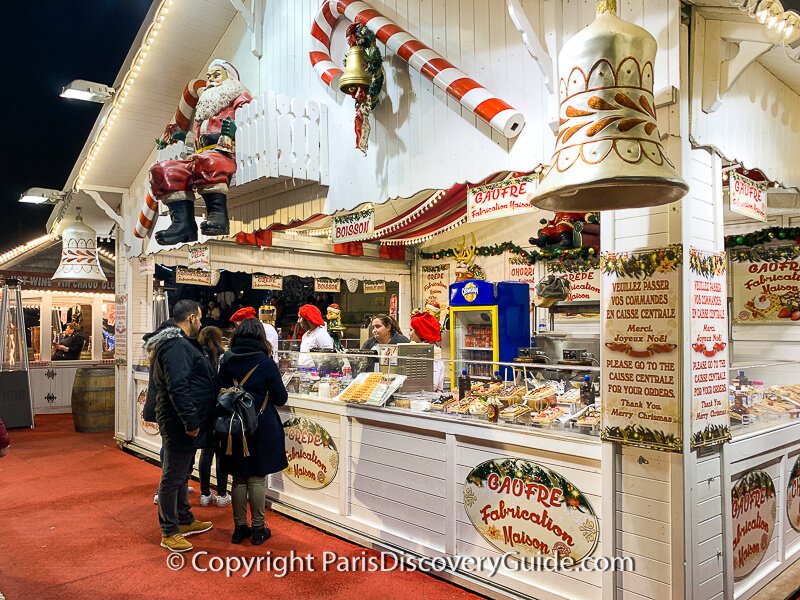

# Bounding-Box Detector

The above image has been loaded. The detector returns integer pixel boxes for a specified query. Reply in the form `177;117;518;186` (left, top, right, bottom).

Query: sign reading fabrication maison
732;259;800;323
463;458;599;563
176;267;219;286
421;263;450;310
689;249;730;448
732;470;776;580
730;172;767;223
282;417;338;489
252;274;283;290
602;246;682;452
332;209;374;243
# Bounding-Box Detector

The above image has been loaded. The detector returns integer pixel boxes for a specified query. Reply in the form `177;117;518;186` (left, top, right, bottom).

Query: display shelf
461;346;493;351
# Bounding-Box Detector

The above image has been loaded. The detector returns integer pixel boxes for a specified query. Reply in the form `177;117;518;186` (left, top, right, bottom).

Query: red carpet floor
0;415;483;600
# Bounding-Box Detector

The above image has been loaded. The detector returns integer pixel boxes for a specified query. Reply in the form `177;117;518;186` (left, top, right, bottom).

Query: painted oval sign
282;417;339;489
137;387;158;436
732;469;776;580
463;458;599;563
787;457;800;533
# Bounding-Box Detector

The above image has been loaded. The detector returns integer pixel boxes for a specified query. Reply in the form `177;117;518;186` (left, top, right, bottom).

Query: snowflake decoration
45;370;56;380
464;486;477;508
45;393;57;405
580;519;597;543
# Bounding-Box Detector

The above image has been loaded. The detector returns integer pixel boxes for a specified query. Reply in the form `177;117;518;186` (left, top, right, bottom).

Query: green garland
546;257;600;273
600;244;682;279
728;244;800;263
333;209;373;226
725;226;800;248
420;241;597;266
689;248;726;279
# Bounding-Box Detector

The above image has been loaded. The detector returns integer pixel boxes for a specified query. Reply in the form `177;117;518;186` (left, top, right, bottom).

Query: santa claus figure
149;59;252;245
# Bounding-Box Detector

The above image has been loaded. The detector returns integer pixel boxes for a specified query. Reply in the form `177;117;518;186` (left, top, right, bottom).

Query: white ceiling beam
229;0;264;58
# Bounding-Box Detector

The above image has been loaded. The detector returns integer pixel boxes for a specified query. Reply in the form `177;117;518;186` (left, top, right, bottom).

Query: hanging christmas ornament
529;0;688;212
339;23;384;155
52;207;107;282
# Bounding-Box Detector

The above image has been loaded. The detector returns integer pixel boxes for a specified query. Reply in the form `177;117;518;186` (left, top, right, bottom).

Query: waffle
746;293;783;318
340;373;383;403
782;290;800;311
500;403;531;419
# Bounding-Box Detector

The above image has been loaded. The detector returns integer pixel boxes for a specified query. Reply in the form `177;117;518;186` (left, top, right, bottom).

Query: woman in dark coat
217;318;288;545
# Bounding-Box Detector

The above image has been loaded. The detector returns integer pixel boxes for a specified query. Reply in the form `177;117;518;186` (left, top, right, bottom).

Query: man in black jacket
146;300;216;552
52;323;85;360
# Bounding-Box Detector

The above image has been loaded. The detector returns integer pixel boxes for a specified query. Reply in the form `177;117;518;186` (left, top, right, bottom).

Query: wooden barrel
71;367;115;432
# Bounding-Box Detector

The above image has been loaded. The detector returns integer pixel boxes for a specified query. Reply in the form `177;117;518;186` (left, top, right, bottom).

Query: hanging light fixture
52;207;108;282
528;0;688;212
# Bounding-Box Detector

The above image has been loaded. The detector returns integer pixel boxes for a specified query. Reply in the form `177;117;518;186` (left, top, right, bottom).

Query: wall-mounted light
60;79;115;103
19;187;67;205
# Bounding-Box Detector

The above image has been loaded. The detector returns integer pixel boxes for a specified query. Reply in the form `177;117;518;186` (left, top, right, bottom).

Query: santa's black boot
200;193;229;236
155;201;198;245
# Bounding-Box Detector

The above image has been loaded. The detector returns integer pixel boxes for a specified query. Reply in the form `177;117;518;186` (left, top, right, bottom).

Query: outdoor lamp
60;79;115;103
19;187;67;204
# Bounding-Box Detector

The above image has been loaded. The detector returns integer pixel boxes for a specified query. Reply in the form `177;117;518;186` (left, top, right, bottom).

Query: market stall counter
29;359;116;417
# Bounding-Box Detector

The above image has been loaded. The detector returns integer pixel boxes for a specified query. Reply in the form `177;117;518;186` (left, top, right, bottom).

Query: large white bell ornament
528;0;688;212
51;207;107;282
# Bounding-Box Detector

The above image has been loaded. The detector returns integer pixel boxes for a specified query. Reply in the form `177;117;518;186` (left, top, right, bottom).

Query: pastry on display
429;395;455;411
492;385;527;403
340;373;384;403
558;388;580;403
576;405;601;427
523;385;558;409
500;403;530;420
531;405;566;424
393;398;411;409
446;400;472;415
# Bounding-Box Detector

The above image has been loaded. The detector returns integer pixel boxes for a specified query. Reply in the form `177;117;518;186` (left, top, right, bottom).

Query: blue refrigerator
448;280;530;383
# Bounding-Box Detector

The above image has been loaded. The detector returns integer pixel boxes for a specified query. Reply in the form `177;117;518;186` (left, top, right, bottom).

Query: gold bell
339;45;371;95
529;0;688;212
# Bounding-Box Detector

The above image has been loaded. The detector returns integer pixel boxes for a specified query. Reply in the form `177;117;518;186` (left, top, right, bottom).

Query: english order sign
467;176;536;223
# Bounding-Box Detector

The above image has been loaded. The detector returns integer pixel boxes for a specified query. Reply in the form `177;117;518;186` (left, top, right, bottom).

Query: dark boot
251;526;271;545
155;201;198;245
200;193;229;236
231;524;251;544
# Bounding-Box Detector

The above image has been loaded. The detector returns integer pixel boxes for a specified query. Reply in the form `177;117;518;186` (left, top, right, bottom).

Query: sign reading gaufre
730;172;767;223
467;176;536;223
332;210;374;243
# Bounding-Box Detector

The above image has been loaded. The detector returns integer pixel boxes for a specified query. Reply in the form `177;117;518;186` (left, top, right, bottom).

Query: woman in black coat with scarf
217;318;288;545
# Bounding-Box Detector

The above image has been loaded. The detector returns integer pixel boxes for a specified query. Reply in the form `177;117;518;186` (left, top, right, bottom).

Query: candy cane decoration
310;0;525;138
134;79;205;239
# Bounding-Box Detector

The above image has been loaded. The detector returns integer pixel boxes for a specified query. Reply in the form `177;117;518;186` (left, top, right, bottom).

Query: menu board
421;263;451;311
732;470;776;580
114;294;127;365
689;249;731;448
602;246;682;452
732;258;800;323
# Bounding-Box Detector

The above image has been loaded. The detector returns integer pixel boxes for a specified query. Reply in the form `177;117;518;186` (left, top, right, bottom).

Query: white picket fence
154;92;329;188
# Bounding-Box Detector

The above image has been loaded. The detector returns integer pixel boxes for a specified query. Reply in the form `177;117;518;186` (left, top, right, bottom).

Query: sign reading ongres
282;417;338;489
730;172;767;223
114;294;127;366
732;470;776;580
602;246;682;452
252;274;283;290
463;458;599;563
332;209;374;243
188;244;212;271
689;249;731;448
788;457;800;533
732;259;800;323
176;267;220;286
467;176;536;223
314;277;341;293
363;280;386;294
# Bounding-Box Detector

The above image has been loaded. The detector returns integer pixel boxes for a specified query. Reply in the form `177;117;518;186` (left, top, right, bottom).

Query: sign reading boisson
463;458;599;563
332;209;374;243
282;417;338;489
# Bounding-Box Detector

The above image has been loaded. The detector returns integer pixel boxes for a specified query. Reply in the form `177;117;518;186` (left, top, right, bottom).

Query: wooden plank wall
691;14;800;192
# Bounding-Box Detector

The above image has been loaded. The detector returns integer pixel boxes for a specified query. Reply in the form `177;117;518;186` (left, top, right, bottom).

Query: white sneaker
153;493;159;505
187;485;195;494
199;493;216;507
215;494;232;507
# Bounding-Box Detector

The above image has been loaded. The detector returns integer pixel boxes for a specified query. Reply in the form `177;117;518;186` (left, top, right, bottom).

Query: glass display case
275;349;602;440
727;360;800;437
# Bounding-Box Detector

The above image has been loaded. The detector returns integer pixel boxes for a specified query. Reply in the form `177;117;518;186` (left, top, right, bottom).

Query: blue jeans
158;447;197;536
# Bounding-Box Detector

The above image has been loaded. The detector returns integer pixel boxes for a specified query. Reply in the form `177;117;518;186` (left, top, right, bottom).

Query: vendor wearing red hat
230;307;278;362
297;304;333;367
409;310;444;391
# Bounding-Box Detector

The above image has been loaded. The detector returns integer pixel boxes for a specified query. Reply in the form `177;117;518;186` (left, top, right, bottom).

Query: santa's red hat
410;311;442;344
298;304;325;327
327;303;341;314
209;58;240;81
425;299;441;313
230;306;257;323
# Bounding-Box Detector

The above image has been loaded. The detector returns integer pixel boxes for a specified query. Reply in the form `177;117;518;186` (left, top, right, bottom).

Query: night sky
4;0;153;255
